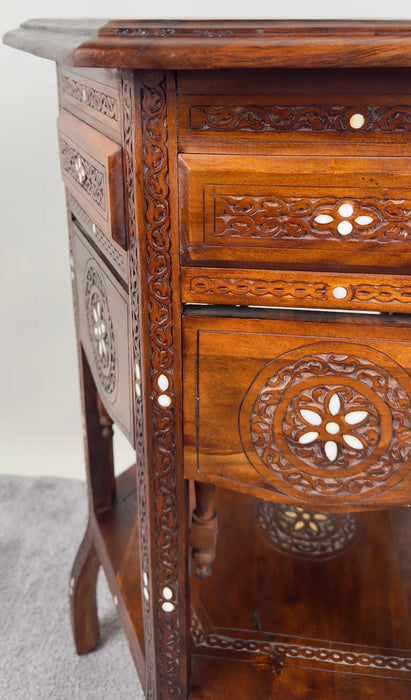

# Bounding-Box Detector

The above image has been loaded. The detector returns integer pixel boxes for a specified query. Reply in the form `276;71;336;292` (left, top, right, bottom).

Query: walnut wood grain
5;18;411;700
74;21;411;70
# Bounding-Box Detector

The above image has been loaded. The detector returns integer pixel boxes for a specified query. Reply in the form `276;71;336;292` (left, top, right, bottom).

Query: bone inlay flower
295;389;370;463
91;299;107;359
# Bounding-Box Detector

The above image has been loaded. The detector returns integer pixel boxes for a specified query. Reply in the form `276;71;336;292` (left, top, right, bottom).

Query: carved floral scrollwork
240;343;411;500
214;194;411;243
190;104;411;133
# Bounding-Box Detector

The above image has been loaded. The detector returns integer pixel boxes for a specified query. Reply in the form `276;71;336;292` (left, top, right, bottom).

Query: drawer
57;66;121;143
183;307;411;510
58;110;125;248
179;153;411;272
178;68;411;155
71;222;133;444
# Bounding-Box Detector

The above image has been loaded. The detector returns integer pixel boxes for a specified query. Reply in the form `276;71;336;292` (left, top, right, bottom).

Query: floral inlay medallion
257;502;358;559
239;342;411;501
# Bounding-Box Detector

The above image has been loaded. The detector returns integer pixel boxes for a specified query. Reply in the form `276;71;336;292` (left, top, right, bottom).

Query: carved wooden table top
4;19;411;699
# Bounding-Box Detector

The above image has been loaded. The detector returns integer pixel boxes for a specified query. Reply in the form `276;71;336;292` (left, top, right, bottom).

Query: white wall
0;2;409;479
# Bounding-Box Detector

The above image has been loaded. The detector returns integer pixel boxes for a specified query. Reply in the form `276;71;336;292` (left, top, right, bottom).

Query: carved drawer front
58;110;125;248
183;307;411;510
179;153;411;272
71;222;133;444
178;68;411;154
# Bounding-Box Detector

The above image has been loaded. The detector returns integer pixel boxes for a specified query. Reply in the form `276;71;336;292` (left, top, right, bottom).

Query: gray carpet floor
0;475;144;699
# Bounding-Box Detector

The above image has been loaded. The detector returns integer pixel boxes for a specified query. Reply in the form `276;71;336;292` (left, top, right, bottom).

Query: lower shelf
92;466;411;699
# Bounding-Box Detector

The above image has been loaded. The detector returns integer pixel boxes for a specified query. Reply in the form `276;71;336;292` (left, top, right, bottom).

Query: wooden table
4;19;411;699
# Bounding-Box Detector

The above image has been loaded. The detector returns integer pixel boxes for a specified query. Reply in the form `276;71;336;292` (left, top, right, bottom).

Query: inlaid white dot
69;577;75;594
324;441;338;462
338;203;354;218
143;587;149;601
343;434;363;450
162;587;173;600
332;286;348;300
82;88;87;101
325;421;340;435
162;602;175;613
143;572;148;587
349;113;365;129
337;220;353;236
314;214;334;224
355;216;373;226
135;363;141;382
158;394;172;408
113;595;118;607
92;223;96;234
135;382;141;398
157;374;169;392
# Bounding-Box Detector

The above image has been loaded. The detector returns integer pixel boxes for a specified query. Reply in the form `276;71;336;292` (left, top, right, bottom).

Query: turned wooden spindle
191;482;218;577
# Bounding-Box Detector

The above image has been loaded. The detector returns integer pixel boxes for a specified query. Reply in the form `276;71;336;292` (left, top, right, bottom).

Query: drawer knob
349;112;365;129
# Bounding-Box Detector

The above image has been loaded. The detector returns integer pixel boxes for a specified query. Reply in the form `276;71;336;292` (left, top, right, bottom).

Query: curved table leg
69;521;101;654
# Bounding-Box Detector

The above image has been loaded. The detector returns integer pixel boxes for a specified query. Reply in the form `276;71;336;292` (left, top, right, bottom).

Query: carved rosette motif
190;104;411;132
84;263;116;395
61;140;106;210
214;194;411;243
257;502;358;559
240;342;411;501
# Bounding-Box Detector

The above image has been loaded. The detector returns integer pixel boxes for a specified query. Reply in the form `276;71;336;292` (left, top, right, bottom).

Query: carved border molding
190;276;327;300
189;104;411;133
59;73;119;121
190;608;411;676
141;73;183;699
68;194;127;280
122;72;156;698
188;276;411;307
